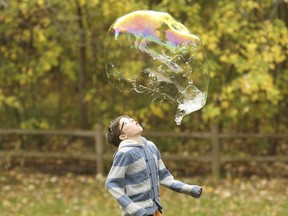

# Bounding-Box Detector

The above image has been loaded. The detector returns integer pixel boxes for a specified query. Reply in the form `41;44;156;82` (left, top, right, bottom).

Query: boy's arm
158;157;202;198
105;151;148;216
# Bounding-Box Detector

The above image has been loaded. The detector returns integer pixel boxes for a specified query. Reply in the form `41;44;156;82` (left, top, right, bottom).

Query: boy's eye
120;118;134;132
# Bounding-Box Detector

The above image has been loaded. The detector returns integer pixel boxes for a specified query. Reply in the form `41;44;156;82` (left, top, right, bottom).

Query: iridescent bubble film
104;10;209;125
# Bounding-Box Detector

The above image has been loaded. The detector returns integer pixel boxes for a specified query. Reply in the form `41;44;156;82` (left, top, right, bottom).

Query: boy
105;115;202;216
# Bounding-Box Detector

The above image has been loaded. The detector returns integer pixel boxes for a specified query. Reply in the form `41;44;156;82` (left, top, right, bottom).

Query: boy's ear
119;134;127;141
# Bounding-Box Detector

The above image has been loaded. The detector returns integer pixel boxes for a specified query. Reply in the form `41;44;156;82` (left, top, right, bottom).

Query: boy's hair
106;115;129;147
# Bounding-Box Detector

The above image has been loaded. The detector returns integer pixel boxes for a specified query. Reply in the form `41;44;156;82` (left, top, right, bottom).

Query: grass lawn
1;169;288;216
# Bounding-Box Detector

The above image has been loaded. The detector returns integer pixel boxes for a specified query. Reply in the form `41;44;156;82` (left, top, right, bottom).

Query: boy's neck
126;136;144;145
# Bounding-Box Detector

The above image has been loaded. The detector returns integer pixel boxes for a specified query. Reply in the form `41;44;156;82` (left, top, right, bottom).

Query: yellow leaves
270;45;286;63
229;53;238;62
238;74;256;95
246;43;258;53
102;1;111;18
20;118;50;129
36;46;62;74
84;89;96;102
1;95;22;110
92;0;100;6
39;121;50;129
79;0;87;7
0;46;7;57
18;1;29;12
221;100;229;109
37;0;45;7
62;60;77;81
212;2;245;37
41;17;51;27
259;44;286;70
149;103;165;118
37;31;47;43
200;31;219;53
213;2;287;89
237;34;286;74
226;71;281;105
10;52;17;61
43;62;52;71
202;103;221;121
0;91;4;108
28;68;34;77
242;0;259;10
219;54;228;63
219;52;240;73
22;29;31;41
0;0;286;130
219;52;240;68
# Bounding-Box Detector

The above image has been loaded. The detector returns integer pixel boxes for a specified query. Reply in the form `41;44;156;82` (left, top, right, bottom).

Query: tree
0;0;287;134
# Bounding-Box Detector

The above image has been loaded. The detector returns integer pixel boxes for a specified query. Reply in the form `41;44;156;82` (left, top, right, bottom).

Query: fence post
95;126;104;176
211;124;220;179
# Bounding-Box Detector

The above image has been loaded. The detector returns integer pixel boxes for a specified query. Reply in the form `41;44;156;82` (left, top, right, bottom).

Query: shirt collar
118;137;147;150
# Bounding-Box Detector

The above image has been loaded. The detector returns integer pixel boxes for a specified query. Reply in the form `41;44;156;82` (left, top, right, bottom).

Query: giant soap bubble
104;10;209;125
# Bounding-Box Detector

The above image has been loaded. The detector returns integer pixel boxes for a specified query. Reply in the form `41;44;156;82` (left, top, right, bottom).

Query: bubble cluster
104;10;209;125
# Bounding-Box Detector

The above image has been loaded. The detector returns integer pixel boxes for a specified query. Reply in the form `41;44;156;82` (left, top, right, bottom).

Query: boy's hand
191;185;202;198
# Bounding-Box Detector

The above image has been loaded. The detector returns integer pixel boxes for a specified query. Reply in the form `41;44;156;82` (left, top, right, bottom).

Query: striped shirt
105;137;202;216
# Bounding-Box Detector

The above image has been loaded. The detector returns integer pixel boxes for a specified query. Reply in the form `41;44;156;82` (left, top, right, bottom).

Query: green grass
1;170;288;216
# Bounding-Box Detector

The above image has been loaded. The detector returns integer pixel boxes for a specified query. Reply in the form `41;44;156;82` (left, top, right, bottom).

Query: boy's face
119;117;143;138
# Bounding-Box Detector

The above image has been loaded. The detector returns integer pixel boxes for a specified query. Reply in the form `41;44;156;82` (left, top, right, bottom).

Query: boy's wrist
191;185;202;198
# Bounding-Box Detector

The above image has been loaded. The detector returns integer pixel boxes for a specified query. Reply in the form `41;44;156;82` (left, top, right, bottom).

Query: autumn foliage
0;1;287;177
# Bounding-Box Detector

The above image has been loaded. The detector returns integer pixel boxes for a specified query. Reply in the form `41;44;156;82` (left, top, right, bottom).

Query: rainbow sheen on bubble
104;10;209;125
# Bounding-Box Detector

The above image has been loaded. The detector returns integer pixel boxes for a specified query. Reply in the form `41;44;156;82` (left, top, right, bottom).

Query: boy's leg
148;210;162;216
154;210;162;216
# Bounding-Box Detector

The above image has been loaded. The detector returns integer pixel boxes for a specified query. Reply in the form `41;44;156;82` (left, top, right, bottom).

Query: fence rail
0;128;287;178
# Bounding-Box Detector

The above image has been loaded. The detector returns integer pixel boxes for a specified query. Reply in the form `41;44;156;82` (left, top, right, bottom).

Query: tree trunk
75;0;89;129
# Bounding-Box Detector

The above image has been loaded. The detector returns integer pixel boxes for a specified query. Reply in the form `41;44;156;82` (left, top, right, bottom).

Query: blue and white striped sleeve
157;149;202;198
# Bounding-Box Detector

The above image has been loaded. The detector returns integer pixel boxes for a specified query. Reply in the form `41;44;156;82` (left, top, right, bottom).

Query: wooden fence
0;127;287;179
